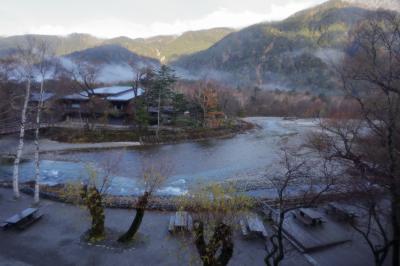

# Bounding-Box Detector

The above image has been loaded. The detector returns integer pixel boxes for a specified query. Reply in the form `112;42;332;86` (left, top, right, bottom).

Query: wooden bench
326;203;357;223
240;215;268;239
168;211;193;233
2;208;43;230
17;213;43;230
168;215;175;233
240;219;249;237
295;212;314;226
294;208;323;226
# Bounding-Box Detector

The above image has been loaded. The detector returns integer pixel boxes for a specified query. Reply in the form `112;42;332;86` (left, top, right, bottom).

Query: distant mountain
172;0;374;92
63;45;160;83
0;28;235;63
345;0;400;10
65;44;159;66
1;0;397;90
105;28;235;62
0;33;103;57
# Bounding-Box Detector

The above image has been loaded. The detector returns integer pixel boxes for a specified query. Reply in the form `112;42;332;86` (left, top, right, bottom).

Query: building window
114;104;123;111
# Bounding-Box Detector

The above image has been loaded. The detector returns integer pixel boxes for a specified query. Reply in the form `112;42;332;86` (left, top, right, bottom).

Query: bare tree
192;81;219;127
68;59;110;129
63;152;121;242
348;179;392;266
69;59;100;96
309;11;400;266
33;40;55;204
178;184;252;266
118;160;169;243
0;57;18;131
310;116;397;266
127;61;151;98
264;148;335;266
11;37;38;199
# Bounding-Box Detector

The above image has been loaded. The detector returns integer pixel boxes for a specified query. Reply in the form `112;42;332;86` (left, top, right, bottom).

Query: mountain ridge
0;28;235;63
172;0;381;92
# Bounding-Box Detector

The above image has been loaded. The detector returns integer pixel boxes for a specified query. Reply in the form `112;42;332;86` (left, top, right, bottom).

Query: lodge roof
30;92;56;102
62;86;143;101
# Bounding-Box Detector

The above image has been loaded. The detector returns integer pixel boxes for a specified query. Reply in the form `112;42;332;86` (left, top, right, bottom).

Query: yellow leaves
177;183;254;223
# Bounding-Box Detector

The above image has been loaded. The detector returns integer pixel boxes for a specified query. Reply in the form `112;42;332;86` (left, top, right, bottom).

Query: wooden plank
6;208;38;224
299;208;322;220
17;214;43;230
283;210;352;252
187;214;193;231
240;219;249;236
247;216;265;233
326;203;357;222
168;216;175;233
246;215;268;238
175;211;188;228
295;213;314;226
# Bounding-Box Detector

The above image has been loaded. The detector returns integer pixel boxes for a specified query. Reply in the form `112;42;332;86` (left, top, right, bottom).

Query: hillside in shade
65;44;159;66
172;0;376;92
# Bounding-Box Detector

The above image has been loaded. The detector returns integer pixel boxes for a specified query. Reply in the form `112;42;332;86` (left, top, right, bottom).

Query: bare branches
67;59;100;95
309;11;400;265
264;147;335;266
141;159;171;196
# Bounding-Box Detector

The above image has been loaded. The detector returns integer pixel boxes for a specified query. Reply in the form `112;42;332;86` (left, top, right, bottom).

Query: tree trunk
34;79;45;204
12;78;31;199
118;208;145;243
156;91;161;138
193;220;234;266
391;190;400;266
265;211;285;266
81;185;105;242
118;192;149;243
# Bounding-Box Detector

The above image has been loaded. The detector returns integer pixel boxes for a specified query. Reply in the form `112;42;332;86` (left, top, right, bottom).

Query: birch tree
12;38;37;199
33;41;54;204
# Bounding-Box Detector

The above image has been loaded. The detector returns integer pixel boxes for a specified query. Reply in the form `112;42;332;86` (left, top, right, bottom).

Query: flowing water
0;117;318;196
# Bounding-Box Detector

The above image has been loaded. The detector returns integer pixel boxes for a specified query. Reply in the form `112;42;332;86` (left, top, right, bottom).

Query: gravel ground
0;188;280;266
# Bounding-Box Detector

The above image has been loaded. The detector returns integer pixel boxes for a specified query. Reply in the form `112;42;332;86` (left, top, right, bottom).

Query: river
0;117;318;196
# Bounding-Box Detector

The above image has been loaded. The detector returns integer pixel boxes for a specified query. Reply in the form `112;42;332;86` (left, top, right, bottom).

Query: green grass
41;128;142;143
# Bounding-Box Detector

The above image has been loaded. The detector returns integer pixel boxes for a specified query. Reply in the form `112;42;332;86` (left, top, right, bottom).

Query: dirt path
0;136;140;156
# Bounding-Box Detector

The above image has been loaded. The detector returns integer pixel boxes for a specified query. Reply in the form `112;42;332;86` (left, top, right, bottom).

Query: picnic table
168;211;193;233
240;214;268;238
294;208;323;226
326;203;357;222
1;208;43;230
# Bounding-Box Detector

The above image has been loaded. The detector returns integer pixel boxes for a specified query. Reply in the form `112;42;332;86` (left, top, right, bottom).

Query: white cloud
2;0;326;38
28;9;267;38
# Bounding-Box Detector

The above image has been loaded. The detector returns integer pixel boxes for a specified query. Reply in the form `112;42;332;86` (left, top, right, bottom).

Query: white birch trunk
12;78;31;199
33;79;44;204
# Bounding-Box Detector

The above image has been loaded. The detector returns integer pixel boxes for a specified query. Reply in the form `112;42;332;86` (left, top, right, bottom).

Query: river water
0;117;318;196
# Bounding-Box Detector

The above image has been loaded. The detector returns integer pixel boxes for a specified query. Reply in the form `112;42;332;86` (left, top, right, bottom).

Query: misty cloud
0;0;326;38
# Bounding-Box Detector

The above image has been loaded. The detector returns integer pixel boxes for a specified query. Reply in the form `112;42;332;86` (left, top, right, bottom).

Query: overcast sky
0;0;327;38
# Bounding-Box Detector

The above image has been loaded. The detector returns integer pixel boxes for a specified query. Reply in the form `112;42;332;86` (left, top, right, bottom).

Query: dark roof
62;86;142;101
30;92;56;102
